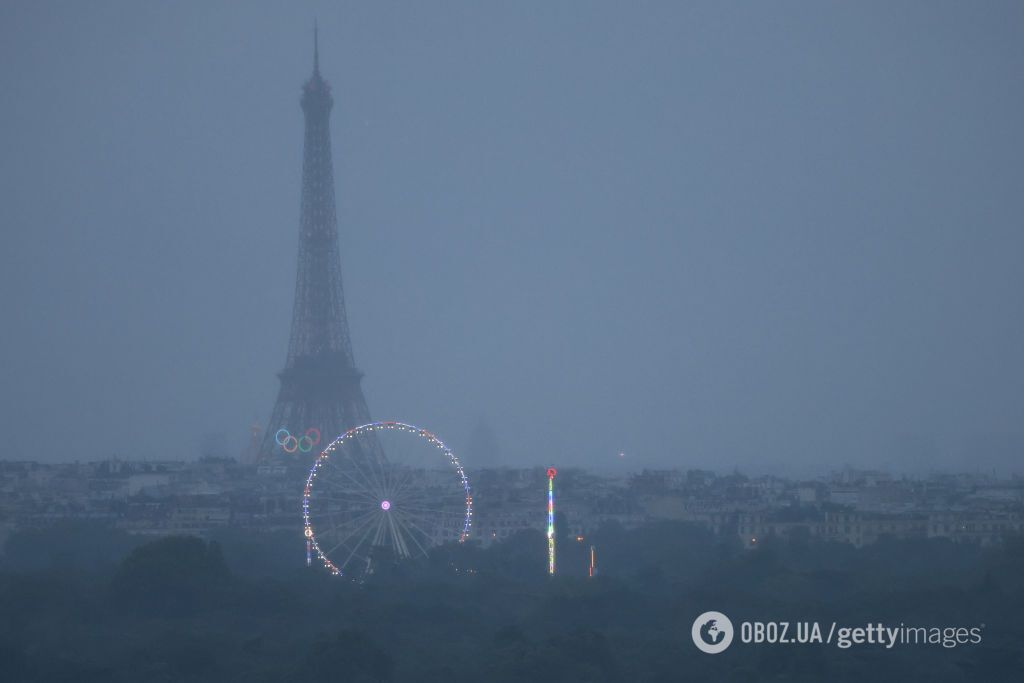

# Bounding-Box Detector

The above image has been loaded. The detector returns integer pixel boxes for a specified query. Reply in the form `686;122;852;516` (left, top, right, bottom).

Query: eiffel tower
259;28;372;459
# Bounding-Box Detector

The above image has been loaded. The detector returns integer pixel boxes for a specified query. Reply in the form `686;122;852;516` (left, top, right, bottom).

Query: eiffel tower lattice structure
259;28;374;460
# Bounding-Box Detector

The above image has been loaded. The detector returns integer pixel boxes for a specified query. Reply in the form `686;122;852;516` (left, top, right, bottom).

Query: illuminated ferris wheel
302;421;472;577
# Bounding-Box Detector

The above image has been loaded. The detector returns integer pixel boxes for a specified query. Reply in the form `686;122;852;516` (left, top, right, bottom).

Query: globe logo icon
691;611;734;654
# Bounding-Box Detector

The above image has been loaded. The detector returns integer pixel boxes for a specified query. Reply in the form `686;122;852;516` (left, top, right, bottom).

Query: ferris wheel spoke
382;463;404;499
391;513;431;558
391;494;435;510
316;499;376;519
375;440;399;493
316;508;380;544
387;511;413;558
395;513;443;540
391;510;439;548
314;480;381;506
312;477;379;502
318;516;376;543
371;514;388;548
399;487;461;500
330;441;386;499
391;507;439;535
318;508;376;524
318;503;378;527
395;503;467;516
389;511;430;548
395;483;461;501
385;513;401;557
390;487;444;505
357;436;391;497
330;457;385;498
335;515;383;573
394;512;462;527
319;508;376;529
388;436;422;487
360;450;392;497
385;462;415;498
319;502;374;522
313;465;372;498
390;467;429;499
321;510;380;560
399;508;467;541
313;494;379;510
381;466;400;499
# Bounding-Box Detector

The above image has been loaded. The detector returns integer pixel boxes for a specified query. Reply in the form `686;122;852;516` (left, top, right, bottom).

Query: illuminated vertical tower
259;27;373;459
589;545;596;578
547;467;557;575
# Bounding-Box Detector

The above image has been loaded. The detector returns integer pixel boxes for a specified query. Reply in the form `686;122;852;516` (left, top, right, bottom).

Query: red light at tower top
547;467;557;479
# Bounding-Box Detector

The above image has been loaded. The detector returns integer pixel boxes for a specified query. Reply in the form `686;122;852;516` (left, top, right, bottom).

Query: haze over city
2;1;1022;473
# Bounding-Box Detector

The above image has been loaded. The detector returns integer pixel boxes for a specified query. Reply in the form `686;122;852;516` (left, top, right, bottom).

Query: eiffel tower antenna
313;19;319;75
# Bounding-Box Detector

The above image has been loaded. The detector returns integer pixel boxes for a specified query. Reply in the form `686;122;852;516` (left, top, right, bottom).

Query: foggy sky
1;1;1022;474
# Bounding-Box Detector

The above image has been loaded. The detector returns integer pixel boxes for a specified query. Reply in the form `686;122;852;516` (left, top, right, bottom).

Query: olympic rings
276;427;322;455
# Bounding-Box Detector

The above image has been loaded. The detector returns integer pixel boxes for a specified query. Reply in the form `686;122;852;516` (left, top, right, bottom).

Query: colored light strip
547;469;556;575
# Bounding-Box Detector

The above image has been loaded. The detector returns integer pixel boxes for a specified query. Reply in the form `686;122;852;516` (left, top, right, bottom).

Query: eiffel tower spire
313;19;320;76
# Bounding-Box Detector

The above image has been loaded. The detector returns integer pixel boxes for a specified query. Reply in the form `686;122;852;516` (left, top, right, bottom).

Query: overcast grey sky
1;1;1022;474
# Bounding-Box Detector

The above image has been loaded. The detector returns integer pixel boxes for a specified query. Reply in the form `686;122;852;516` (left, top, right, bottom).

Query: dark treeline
1;521;1022;681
